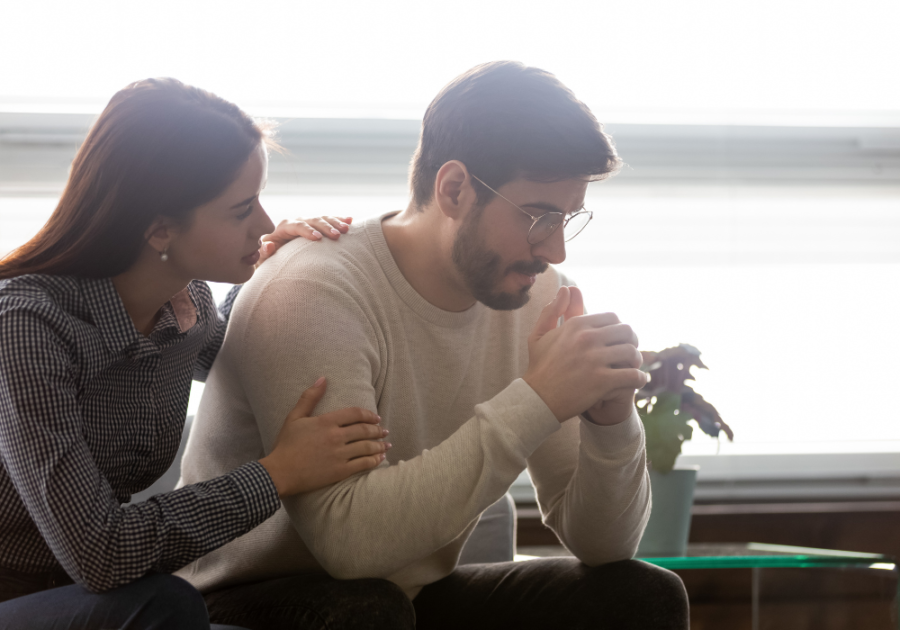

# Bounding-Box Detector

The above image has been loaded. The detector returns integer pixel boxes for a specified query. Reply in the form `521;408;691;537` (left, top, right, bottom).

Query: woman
0;78;410;629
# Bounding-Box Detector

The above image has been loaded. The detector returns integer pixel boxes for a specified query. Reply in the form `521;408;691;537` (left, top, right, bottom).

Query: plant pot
636;466;698;557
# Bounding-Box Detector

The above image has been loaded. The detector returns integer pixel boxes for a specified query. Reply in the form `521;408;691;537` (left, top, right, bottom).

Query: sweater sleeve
526;410;651;564
0;297;280;593
523;269;650;564
238;277;560;579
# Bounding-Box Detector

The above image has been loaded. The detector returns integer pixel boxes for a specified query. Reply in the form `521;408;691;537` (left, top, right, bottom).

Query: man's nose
532;224;567;265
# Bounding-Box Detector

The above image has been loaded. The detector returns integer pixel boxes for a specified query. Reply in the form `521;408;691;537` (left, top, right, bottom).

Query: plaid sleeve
0;299;279;593
193;283;242;383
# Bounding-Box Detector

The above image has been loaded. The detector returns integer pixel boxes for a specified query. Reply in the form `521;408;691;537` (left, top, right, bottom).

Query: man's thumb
532;286;570;339
291;376;326;418
564;286;585;322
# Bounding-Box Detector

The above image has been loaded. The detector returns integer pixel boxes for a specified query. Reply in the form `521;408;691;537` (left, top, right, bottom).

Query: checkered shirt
0;275;280;593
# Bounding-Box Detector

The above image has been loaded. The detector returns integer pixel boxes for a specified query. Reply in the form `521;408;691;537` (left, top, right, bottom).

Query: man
179;61;689;629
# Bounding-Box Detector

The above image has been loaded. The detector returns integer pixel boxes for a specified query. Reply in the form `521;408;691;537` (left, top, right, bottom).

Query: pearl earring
160;249;169;262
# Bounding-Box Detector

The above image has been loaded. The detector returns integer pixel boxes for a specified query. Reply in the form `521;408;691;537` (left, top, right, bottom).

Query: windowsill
512;452;900;504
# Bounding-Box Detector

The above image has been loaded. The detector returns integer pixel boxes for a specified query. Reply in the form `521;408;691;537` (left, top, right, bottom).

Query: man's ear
434;160;478;220
144;217;177;256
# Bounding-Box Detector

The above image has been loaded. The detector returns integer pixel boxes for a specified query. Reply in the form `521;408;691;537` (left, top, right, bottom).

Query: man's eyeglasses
471;174;592;245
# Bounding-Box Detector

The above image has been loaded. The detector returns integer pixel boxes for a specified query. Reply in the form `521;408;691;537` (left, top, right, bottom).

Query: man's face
451;177;589;310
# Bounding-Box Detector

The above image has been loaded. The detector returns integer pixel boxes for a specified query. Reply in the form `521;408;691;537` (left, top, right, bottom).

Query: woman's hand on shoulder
259;376;389;497
256;216;353;267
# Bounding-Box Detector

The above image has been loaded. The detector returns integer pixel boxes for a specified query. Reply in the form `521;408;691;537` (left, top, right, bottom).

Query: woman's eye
237;204;254;220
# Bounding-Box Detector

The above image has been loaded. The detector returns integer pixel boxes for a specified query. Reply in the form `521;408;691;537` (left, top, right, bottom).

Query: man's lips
517;273;537;286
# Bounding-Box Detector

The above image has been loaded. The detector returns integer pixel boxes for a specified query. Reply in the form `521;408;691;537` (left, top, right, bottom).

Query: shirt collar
78;276;144;356
78;277;199;357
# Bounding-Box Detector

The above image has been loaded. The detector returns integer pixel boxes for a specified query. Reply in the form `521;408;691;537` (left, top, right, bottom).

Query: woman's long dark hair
0;78;270;279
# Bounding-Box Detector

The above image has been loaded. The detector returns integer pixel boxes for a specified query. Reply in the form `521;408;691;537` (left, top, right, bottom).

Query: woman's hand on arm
259;376;389;498
256;216;353;266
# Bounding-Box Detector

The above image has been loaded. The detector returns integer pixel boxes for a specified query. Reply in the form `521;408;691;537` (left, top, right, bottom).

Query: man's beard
451;208;549;311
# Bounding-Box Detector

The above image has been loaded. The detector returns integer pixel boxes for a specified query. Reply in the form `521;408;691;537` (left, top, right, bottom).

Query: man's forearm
529;407;650;565
284;380;559;579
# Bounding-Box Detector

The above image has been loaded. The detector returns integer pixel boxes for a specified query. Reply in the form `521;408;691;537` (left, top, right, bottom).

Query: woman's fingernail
312;230;322;239
314;376;325;388
380;453;386;461
330;228;340;236
382;428;389;436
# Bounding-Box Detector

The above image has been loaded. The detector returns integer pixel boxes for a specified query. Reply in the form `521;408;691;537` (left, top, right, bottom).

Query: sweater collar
365;213;486;329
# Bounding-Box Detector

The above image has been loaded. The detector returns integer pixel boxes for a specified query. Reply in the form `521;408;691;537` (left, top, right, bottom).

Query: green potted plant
634;344;733;557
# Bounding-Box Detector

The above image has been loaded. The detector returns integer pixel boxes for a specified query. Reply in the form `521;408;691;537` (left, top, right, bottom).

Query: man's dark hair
409;61;621;209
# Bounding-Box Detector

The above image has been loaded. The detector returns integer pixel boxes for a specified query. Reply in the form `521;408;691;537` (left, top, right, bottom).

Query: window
3;0;898;500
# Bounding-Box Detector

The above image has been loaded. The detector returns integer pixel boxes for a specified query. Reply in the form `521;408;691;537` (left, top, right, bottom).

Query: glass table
517;543;898;629
642;543;898;630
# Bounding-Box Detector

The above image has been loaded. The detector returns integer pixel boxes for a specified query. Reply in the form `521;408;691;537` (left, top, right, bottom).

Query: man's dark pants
204;557;689;629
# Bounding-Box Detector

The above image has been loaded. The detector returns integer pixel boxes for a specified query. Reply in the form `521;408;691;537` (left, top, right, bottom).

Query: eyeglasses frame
470;174;593;245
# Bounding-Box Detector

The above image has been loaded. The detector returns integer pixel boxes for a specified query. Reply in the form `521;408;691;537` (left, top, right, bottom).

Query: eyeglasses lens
529;214;562;244
563;211;591;242
528;211;592;244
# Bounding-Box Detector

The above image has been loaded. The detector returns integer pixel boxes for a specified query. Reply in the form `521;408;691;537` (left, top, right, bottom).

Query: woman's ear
144;217;177;256
434;160;478;220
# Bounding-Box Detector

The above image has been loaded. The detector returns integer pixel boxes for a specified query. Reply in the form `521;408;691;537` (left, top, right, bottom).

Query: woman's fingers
324;406;381;427
258;216;353;258
289;377;327;419
261;385;389;496
345;439;391;459
342;421;388;443
325;215;351;233
264;218;323;245
305;216;351;240
345;453;386;475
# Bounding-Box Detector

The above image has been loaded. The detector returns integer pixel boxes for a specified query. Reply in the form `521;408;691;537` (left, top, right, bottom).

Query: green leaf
638;391;691;474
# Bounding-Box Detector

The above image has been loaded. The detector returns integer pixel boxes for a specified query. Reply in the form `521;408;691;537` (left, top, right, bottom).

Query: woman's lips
242;249;261;265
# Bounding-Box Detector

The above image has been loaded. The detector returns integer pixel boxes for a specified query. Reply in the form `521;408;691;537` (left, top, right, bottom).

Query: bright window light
2;0;898;125
2;0;899;467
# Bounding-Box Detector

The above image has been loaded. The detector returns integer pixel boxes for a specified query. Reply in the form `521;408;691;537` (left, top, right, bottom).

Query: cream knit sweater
177;213;650;598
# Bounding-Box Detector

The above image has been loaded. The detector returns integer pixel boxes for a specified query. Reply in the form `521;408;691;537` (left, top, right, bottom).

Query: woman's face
167;143;275;284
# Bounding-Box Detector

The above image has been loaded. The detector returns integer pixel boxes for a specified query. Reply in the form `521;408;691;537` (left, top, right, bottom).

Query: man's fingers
531;286;570;339
601;344;643;370
563;286;584;322
603;368;650;392
291;377;327;419
596;323;639;347
574;312;621;330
